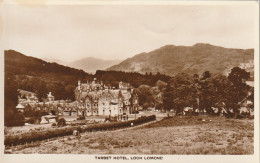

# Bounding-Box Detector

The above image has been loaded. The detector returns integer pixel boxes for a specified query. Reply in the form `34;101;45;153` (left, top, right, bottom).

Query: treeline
95;70;171;88
137;67;254;118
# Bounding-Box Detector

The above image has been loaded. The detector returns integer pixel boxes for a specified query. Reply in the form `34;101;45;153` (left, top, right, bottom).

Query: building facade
75;79;139;117
16;79;139;117
16;90;76;116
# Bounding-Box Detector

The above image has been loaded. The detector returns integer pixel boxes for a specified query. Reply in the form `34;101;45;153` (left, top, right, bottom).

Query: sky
2;1;258;62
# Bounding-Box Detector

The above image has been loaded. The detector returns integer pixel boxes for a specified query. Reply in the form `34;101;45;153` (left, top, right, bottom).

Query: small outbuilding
40;115;57;124
16;103;25;112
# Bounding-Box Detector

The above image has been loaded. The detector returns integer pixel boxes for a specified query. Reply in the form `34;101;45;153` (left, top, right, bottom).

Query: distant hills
42;57;121;74
67;57;121;74
5;43;254;79
107;43;254;77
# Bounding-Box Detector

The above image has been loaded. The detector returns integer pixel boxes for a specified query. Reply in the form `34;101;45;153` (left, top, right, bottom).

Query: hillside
67;57;121;73
4;50;94;102
107;43;254;76
41;57;69;66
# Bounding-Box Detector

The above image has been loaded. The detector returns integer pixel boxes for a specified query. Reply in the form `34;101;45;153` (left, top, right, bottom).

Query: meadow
7;116;254;154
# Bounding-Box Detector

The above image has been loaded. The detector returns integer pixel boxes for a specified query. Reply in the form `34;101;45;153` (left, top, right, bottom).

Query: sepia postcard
0;0;259;163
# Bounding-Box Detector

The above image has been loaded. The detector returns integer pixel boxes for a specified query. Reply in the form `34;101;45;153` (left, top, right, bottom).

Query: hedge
4;115;156;146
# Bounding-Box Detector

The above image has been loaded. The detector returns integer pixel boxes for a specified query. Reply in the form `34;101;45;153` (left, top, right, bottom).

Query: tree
162;84;174;112
227;67;251;118
136;85;155;110
210;74;230;106
4;73;25;126
151;86;163;110
199;75;215;114
228;67;250;85
156;80;167;92
170;73;195;115
200;74;232;115
4;74;18;110
4;110;25;127
100;73;116;83
33;80;48;102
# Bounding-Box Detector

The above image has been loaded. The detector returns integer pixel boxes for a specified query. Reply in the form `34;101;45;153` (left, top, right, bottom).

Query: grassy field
6;116;254;154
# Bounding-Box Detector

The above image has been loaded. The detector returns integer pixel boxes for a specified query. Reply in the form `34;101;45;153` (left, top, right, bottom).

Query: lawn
7;116;254;154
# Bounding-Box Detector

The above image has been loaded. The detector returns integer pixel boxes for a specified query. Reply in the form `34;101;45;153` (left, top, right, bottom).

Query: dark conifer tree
162;84;174;112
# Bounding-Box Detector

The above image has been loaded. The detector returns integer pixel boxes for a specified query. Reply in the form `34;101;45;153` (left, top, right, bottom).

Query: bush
52;123;57;127
57;118;66;127
5;111;25;127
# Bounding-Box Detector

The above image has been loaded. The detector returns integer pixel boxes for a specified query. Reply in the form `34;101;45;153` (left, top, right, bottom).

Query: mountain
107;43;254;77
67;57;121;73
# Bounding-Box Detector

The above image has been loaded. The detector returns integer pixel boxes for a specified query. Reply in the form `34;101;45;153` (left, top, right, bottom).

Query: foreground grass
8;116;254;154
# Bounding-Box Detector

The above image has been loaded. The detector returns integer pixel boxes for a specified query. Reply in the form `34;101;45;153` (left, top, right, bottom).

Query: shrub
5;111;25;127
52;123;57;127
57;118;66;127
